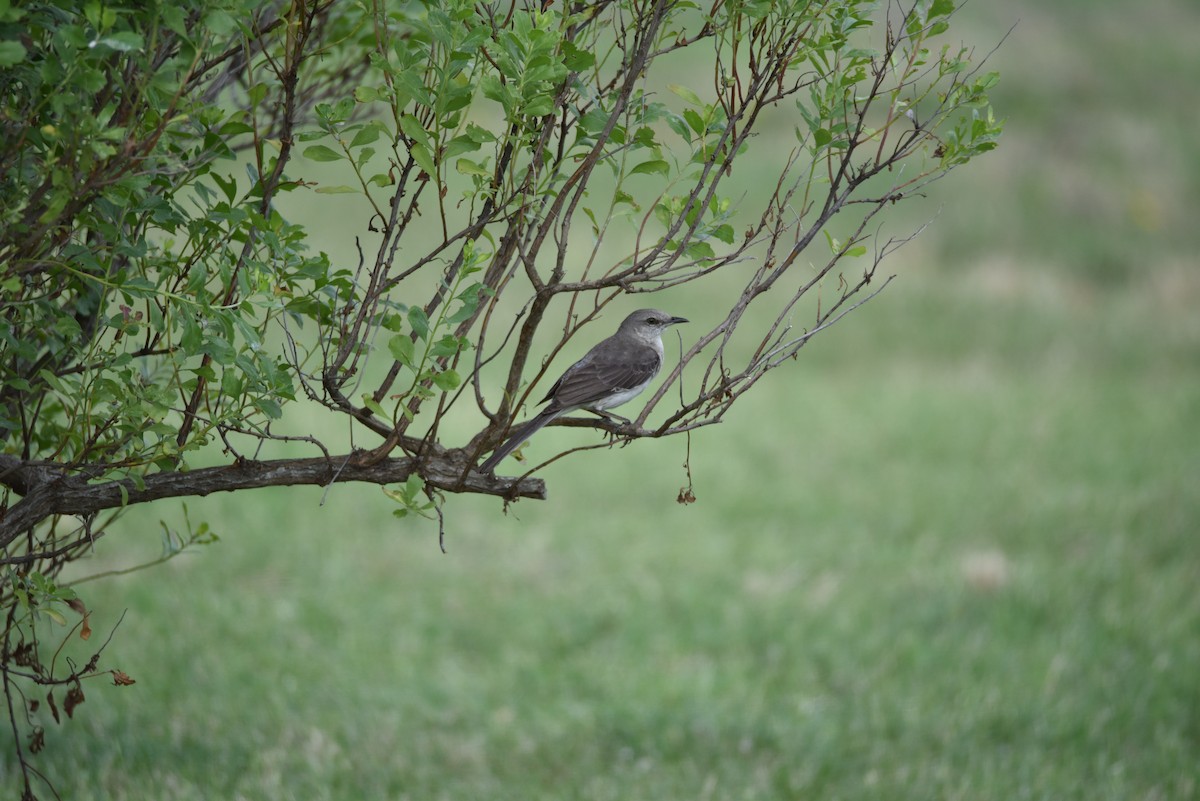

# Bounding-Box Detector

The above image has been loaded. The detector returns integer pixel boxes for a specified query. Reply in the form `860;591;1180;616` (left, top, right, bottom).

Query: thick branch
0;453;543;546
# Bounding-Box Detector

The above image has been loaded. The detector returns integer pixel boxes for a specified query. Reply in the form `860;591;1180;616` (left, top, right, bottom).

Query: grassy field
6;1;1199;798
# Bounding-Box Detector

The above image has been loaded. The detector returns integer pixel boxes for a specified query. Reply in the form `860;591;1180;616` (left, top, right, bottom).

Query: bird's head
620;308;688;340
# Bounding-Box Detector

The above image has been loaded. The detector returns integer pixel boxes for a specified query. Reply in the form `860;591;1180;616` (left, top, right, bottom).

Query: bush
0;1;999;795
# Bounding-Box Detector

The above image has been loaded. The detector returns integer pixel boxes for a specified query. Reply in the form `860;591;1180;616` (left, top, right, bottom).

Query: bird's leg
584;408;632;443
586;408;631;426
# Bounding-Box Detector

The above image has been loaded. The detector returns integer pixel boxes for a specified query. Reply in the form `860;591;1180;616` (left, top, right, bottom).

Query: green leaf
432;369;461;391
525;96;554;118
630;159;670;178
480;75;510;110
159;3;186;33
302;144;342;162
388;334;415;367
257;397;283;419
94;31;144;53
669;84;703;106
430;334;467;356
930;0;955;18
399;114;432;149
382;485;411;504
354;85;382;103
0;40;26;67
579;107;609;135
350;123;383;147
447;286;485;324
443;135;481;160
382;313;407;333
180;315;203;352
456;158;491;177
315;185;359;194
562;41;596;71
408;307;430;339
383;473;434;519
43;607;68;626
975;72;1000;91
410;143;436;178
203;336;235;365
823;229;840;253
666;115;691;140
361;394;389;420
464;123;497;143
220;369;243;396
633;126;658;148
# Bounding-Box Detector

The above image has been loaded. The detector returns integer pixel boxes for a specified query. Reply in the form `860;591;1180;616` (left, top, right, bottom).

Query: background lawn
6;1;1198;799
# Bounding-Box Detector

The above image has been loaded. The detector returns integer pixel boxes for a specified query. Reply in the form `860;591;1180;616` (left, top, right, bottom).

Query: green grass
6;1;1200;798
13;265;1197;799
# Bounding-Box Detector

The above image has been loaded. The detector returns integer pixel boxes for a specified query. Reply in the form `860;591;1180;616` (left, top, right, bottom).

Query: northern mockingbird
480;308;688;473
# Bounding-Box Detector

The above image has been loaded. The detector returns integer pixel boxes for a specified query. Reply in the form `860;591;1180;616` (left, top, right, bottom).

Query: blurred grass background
9;1;1200;798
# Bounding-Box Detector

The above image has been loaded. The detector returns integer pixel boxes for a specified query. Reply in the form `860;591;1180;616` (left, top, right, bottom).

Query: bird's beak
669;316;688;325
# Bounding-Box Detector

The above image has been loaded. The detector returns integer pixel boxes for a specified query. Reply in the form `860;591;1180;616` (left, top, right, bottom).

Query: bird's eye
647;317;659;324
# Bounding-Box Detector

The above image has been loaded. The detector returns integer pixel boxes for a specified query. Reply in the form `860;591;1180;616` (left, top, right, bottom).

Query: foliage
0;0;999;795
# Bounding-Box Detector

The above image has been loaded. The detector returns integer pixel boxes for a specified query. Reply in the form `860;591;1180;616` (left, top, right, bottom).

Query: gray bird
480;309;688;473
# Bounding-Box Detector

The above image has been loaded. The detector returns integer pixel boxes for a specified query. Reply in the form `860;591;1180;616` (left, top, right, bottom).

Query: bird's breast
591;379;653;411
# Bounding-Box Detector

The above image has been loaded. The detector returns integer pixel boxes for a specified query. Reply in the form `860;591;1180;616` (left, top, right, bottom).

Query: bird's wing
544;344;661;411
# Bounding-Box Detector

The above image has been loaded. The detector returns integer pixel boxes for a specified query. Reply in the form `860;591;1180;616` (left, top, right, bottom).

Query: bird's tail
479;409;560;473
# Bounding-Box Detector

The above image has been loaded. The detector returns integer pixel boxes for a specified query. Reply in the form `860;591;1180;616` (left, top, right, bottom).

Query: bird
479;308;688;473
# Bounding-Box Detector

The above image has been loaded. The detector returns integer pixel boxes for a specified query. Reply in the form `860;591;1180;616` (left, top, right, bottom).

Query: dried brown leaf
111;670;137;686
66;597;92;639
63;684;85;719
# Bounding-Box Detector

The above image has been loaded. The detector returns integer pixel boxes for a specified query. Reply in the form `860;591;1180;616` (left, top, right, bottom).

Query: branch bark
0;453;542;547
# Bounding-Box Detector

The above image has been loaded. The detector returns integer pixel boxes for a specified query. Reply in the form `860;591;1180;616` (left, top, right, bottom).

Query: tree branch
0;453;542;547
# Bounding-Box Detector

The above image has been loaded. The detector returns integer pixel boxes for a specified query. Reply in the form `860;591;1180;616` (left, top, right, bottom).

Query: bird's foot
588;409;631;427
